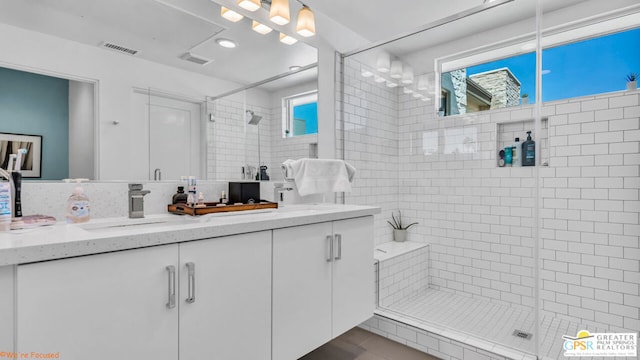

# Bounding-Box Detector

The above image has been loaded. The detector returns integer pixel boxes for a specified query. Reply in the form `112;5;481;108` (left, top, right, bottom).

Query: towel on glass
281;158;356;196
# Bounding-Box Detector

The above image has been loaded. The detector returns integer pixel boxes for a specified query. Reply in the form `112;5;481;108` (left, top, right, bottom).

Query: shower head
246;110;262;125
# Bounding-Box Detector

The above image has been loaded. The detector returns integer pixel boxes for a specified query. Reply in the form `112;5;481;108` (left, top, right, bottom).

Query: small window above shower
282;90;318;138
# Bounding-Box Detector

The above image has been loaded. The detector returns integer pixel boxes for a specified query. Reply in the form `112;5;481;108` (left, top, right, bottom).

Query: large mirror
0;0;317;181
208;66;318;181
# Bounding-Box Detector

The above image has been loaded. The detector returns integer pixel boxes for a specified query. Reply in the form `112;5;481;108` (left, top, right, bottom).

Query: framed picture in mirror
0;132;43;178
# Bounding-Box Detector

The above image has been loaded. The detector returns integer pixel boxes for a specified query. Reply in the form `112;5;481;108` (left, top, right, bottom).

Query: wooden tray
168;201;278;216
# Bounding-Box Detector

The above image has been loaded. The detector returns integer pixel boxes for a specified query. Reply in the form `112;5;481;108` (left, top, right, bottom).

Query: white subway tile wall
378;246;430;307
209;99;248;180
209;97;316;181
540;91;640;332
340;56;640;357
338;57;400;246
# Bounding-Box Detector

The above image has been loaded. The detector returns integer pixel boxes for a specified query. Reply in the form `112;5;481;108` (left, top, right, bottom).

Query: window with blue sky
284;91;318;137
442;27;640;115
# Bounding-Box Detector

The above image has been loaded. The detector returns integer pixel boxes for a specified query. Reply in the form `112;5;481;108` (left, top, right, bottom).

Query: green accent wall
0;67;69;179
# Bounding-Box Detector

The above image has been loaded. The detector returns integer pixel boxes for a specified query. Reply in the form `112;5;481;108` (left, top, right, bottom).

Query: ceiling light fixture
401;67;414;84
416;75;428;90
238;0;261;11
361;69;374;78
221;6;244;22
296;6;316;37
376;52;390;73
279;33;297;45
216;38;238;48
252;20;273;34
390;60;403;79
270;0;290;25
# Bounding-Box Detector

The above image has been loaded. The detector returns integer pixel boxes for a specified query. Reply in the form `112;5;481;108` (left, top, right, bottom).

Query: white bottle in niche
512;137;522;167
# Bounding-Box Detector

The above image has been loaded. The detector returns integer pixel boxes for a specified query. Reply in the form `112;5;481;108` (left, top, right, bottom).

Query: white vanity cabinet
0;266;15;351
16;231;272;360
272;216;374;360
17;244;180;360
178;231;271;360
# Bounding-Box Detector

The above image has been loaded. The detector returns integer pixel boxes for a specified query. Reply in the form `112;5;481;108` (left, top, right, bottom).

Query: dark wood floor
299;327;440;360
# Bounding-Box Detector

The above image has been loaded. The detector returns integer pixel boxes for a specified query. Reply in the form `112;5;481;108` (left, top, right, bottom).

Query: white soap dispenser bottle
65;178;90;224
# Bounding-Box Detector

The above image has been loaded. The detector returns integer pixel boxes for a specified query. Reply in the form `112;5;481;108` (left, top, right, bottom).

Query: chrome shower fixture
246;110;263;125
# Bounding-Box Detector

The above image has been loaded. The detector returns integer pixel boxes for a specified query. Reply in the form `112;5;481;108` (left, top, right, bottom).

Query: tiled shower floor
380;288;616;359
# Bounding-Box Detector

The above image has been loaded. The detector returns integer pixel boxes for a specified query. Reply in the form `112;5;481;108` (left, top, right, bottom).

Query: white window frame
282;90;318;138
435;13;640;115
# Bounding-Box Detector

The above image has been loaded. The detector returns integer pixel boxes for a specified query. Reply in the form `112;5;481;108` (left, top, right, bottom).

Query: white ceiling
1;0;636;92
0;0;319;89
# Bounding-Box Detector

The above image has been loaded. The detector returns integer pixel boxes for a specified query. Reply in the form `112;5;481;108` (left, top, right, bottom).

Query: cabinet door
179;231;271;360
17;245;179;360
273;222;333;360
332;216;375;336
0;266;14;351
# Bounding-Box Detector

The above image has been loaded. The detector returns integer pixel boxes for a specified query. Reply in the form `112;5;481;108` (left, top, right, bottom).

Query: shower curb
360;311;538;360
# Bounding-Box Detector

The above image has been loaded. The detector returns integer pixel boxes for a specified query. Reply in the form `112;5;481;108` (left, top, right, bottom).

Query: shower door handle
185;262;196;304
326;235;334;262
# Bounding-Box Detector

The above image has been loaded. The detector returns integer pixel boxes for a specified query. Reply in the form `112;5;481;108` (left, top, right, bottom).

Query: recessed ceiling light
238;0;261;11
279;33;297;45
289;66;302;71
221;7;243;22
216;38;237;48
252;21;273;35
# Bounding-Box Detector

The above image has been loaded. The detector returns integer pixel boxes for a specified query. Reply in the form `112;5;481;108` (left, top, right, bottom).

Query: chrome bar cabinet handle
326;235;334;262
166;265;176;309
186;262;196;304
334;234;342;260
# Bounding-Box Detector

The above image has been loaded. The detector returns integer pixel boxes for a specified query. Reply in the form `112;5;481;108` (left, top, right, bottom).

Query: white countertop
0;204;380;266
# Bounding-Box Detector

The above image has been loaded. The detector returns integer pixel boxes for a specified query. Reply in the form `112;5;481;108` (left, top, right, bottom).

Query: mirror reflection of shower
246;110;262;125
246;110;267;180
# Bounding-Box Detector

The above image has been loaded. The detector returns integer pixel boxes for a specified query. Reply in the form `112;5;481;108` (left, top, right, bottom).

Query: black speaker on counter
228;182;261;204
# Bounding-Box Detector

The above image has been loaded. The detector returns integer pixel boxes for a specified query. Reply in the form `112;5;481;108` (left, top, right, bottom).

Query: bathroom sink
79;216;196;232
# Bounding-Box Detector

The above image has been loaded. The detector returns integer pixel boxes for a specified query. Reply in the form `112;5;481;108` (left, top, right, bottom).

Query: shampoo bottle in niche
504;146;513;167
522;131;536;166
512;137;521;167
65;178;90;224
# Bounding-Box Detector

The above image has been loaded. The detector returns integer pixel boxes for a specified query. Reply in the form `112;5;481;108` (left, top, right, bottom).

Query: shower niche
496;117;548;167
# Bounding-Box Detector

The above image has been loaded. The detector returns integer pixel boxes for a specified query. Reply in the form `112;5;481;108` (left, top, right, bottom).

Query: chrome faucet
128;184;151;218
274;183;295;206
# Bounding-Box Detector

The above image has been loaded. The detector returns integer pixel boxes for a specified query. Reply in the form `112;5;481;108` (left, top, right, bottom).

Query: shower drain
512;330;533;340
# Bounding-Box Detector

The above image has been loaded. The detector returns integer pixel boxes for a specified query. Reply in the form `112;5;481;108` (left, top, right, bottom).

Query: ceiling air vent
101;42;139;56
180;52;213;66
